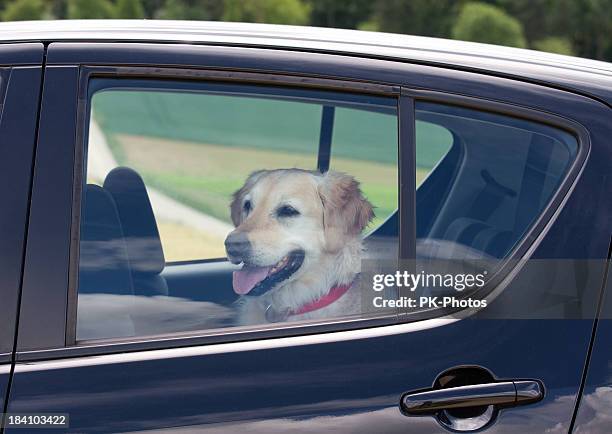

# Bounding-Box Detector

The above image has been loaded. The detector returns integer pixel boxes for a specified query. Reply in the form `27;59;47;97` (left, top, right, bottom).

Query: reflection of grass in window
94;91;400;164
94;94;445;232
140;172;237;222
110;134;315;223
104;130;440;232
359;184;396;229
108;133;400;229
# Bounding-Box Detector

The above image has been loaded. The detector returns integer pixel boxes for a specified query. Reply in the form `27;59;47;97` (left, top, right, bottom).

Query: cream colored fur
227;169;373;325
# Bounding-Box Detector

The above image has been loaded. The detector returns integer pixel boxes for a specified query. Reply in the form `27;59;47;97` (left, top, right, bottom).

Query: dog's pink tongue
233;266;271;295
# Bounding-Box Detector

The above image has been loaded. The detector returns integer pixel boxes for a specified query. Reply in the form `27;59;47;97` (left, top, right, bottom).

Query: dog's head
225;169;374;296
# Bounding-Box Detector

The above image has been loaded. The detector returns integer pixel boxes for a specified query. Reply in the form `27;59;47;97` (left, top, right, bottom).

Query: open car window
77;78;400;341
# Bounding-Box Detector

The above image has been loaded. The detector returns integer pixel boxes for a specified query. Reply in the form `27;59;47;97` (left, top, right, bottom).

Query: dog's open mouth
232;250;305;296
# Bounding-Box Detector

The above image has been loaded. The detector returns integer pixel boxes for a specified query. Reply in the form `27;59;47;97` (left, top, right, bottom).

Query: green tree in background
0;0;611;62
141;0;165;18
496;0;561;44
157;0;223;20
494;0;577;55
307;0;372;29
363;0;456;37
223;0;310;25
157;0;184;20
67;0;115;19
562;0;612;61
452;2;526;48
47;0;67;19
2;0;45;20
157;0;188;18
116;0;145;18
533;36;575;55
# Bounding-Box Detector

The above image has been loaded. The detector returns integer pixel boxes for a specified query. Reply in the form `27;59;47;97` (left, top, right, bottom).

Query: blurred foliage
223;0;310;25
563;0;612;61
157;0;222;20
533;36;575;56
0;0;609;61
364;0;457;37
452;2;526;48
307;0;372;29
496;0;563;43
67;0;116;19
116;0;145;18
3;0;45;20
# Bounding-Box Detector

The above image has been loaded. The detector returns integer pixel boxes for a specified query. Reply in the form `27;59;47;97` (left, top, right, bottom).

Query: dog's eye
276;205;300;218
243;200;252;214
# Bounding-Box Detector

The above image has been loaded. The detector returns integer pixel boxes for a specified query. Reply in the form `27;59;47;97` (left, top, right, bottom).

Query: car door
0;42;43;418
7;42;612;434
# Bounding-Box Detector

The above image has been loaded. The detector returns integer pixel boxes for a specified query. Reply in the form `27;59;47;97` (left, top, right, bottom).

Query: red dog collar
291;282;352;316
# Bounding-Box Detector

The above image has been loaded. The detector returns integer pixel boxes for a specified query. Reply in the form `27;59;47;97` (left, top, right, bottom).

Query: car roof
1;20;612;105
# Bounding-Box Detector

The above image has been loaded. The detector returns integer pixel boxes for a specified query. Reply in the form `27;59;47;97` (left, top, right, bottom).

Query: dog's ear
230;170;267;226
318;171;374;252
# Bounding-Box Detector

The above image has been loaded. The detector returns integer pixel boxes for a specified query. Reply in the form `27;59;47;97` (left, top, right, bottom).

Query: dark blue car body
0;21;610;433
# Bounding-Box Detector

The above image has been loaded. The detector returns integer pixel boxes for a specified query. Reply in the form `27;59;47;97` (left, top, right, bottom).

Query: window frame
65;65;407;348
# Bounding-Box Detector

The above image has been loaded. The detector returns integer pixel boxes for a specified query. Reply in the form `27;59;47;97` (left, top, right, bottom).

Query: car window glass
415;101;578;297
330;106;398;231
77;79;399;341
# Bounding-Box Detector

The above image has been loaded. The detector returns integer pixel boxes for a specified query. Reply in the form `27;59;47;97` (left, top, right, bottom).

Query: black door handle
401;380;543;415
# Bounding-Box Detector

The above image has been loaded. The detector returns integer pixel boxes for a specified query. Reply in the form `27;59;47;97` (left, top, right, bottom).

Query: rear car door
0;43;43;417
7;42;612;433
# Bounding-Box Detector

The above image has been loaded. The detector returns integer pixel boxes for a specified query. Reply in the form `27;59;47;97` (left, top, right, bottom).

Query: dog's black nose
225;231;251;261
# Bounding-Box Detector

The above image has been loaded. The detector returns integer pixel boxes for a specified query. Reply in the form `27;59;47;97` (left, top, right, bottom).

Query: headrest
79;184;133;296
104;167;165;274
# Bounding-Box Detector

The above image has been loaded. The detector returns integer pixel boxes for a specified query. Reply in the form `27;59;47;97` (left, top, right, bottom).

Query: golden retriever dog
224;169;374;325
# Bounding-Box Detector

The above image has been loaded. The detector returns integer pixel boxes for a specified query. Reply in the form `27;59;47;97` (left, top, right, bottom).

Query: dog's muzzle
225;231;251;264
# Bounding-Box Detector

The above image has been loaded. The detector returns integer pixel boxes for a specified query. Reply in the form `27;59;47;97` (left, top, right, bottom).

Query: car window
415;101;578;296
77;79;399;341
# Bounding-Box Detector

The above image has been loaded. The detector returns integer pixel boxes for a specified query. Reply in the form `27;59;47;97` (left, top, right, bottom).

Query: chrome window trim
17;317;458;366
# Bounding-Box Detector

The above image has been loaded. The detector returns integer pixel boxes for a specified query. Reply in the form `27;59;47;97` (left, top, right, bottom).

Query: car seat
104;167;168;296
